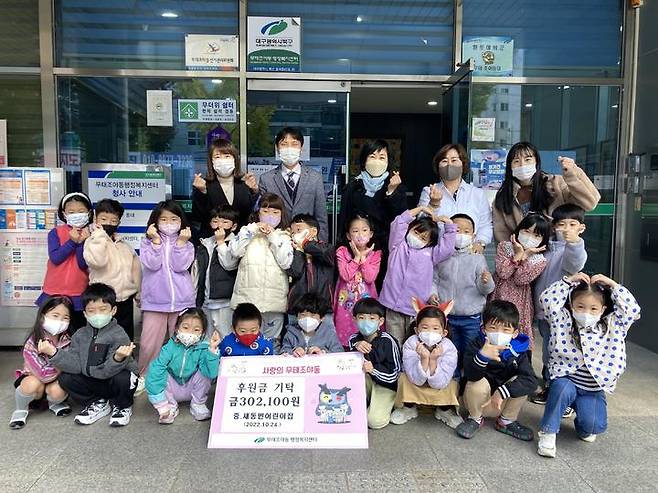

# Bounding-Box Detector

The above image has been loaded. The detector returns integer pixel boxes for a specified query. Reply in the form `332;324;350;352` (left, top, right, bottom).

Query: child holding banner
349;298;401;429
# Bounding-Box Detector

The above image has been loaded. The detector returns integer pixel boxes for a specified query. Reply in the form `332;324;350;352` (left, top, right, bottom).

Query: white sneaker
390;406;418;425
134;376;146;396
537;431;557;458
109;406;133;427
74;399;111;425
434;407;464;429
579;433;597;442
190;403;211;421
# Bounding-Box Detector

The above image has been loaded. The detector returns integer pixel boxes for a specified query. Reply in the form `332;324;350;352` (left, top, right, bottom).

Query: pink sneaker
158;405;179;425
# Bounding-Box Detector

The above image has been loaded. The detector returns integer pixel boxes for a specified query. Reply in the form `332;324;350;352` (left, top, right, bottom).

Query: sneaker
49;401;72;417
579;433;597;443
434;407;463;429
9;410;28;430
134;376;146;396
531;388;549;405
158;405;179;425
390;406;418;425
495;420;534;441
190;403;211;421
74;399;111;425
562;406;575;419
455;418;484;439
108;406;133;427
537;431;557;458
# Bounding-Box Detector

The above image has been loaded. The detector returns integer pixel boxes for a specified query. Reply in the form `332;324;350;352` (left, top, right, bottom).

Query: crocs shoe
494;420;534;441
455;418;484;439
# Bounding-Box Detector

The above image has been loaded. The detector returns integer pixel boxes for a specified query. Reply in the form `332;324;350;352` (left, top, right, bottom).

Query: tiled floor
1;341;657;492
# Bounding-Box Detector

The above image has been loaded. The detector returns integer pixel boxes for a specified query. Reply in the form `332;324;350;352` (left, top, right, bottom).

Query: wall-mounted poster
185;34;239;70
462;36;514;76
248;17;301;72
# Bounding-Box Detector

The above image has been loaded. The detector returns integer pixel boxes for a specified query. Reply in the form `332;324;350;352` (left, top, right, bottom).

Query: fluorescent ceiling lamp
524;103;533;108
327;99;337;104
356;16;363;22
427;101;438;106
161;12;178;18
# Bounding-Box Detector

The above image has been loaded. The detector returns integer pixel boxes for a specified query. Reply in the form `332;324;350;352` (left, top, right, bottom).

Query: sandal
49;401;72;417
9;410;28;430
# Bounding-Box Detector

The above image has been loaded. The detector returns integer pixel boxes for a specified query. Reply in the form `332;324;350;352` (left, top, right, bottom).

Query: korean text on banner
178;99;237;123
248;17;301;72
208;353;368;449
185;34;239;70
462;36;514;76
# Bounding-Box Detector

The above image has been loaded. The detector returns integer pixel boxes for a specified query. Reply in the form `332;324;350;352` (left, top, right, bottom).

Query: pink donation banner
208;353;368;449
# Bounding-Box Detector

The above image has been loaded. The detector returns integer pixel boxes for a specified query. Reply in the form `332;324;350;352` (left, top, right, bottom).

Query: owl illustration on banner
315;384;352;424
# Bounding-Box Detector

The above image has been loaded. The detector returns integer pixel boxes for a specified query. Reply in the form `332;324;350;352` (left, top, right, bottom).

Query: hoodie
280;321;344;355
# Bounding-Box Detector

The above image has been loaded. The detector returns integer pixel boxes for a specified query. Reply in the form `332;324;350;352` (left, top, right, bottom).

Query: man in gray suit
258;127;329;241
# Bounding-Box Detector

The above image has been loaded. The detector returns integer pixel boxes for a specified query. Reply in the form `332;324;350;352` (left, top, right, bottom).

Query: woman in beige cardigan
492;142;600;243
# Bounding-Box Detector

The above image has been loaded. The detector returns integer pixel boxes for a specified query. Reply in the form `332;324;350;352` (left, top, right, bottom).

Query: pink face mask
353;235;370;247
260;214;281;228
158;223;181;236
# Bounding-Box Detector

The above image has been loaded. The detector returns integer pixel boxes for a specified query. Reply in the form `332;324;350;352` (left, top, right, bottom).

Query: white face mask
279;147;301;166
406;233;427;250
512;164;536;182
177;332;201;347
365;159;388;177
298;317;321;333
555;230;565;242
418;331;443;347
455;233;473;250
572;312;600;329
487;332;513;347
293;229;310;245
65;212;89;228
212;157;235;177
518;231;542;249
43;316;69;336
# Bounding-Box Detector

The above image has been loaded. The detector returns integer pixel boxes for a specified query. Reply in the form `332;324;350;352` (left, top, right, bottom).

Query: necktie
287;171;296;190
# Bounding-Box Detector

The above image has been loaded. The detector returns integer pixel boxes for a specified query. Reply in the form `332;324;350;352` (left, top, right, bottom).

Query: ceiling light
427;101;438;106
356;16;363;23
161;12;178;18
611;104;619;108
563;85;570;89
524;103;533;108
327;99;337;104
211;79;223;84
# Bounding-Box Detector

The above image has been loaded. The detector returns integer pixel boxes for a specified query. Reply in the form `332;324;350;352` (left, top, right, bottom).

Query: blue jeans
540;377;608;436
536;318;551;384
448;314;482;378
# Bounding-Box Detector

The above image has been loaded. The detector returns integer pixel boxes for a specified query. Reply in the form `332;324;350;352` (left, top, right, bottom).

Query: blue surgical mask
357;319;379;337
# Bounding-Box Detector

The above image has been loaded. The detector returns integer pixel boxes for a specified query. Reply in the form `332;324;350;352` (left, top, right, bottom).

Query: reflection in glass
0;77;43;166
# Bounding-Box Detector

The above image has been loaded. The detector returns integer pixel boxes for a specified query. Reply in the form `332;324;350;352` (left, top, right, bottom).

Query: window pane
57;77;239;199
55;1;239;69
463;1;622;77
0;77;43;165
248;1;454;75
470;83;620;274
0;0;40;66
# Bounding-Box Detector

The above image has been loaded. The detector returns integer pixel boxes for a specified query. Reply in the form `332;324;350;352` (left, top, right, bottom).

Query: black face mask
102;224;119;237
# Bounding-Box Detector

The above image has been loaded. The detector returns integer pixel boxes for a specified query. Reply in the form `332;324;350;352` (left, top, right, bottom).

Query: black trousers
69;310;87;335
114;296;135;340
59;370;136;409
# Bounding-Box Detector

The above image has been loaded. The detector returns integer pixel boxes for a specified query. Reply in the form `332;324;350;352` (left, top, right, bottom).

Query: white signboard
248;17;301;72
146;90;173;127
471;118;496;142
185;34;239;70
178;99;237;123
462;36;514;76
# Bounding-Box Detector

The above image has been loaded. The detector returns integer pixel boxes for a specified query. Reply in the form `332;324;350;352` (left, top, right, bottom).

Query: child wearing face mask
191;205;240;339
379;207;456;345
390;301;462;429
146;308;220;424
229;193;294;349
220;302;273;356
456;300;537;441
138;200;195;387
83;199;141;339
430;213;494;376
280;293;343;356
349;298;402;429
531;204;588;405
334;215;382;347
10;296;74;429
537;273;640;458
38;192;94;332
490;212;550;348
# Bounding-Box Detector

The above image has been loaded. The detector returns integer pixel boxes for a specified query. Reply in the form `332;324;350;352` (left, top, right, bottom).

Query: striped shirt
568;365;602;392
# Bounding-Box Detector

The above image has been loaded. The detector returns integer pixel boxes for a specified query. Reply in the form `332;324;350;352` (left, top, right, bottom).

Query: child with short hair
456;300;537;441
288;213;335;319
537;273;640;458
38;192;94;331
280;293;343;356
192;205;240;338
42;283;138;427
490;212;550;348
229;193;294;348
349;298;401;429
139;200;195;380
430;213;494;373
220;303;274;356
531;204;588;404
379;206;456;345
334;215;382;347
390;300;462;429
84;198;141;339
146;308;221;424
9;296;73;429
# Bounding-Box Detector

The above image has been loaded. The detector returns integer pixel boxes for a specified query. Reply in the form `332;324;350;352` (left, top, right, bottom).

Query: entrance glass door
441;59;473;147
246;81;349;243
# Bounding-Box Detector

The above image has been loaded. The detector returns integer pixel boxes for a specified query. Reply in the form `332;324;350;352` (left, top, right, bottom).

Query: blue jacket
146;338;219;403
220;333;273;357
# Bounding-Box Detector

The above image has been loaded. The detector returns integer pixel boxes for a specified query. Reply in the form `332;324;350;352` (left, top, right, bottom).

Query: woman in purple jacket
138;200;195;382
378;206;456;345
